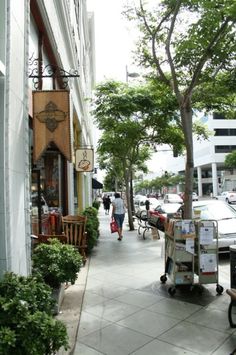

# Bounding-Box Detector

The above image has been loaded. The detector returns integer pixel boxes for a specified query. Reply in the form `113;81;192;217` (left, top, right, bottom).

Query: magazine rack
160;218;224;296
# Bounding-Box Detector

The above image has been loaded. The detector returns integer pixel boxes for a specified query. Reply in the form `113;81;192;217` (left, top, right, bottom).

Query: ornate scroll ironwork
28;54;79;90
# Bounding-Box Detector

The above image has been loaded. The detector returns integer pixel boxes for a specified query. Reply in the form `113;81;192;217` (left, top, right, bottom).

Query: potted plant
92;199;100;210
32;238;83;312
0;272;69;355
82;206;100;253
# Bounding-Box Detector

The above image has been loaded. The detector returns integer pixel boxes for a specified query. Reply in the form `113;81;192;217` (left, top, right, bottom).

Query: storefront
31;151;67;235
28;1;95;238
31;90;71;235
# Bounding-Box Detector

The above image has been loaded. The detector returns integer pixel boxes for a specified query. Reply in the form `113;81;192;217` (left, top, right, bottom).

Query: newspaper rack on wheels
160;218;224;296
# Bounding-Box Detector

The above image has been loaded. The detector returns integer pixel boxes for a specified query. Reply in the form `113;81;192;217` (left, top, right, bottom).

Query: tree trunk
130;170;135;215
180;99;194;219
125;169;135;230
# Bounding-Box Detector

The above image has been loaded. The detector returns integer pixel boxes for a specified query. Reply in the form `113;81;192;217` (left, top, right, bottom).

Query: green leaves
82;207;99;253
0;272;69;354
225;150;236;168
32;239;82;288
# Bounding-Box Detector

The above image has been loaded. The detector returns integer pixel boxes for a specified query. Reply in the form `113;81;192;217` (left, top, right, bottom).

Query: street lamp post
125;65;140;82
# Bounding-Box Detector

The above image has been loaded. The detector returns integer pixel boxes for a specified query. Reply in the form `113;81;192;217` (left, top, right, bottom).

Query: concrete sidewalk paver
59;208;236;354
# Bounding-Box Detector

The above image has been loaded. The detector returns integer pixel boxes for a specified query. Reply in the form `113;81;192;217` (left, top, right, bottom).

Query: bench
136;210;159;240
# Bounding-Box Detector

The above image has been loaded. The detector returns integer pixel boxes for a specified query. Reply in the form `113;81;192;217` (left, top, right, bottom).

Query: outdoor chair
61;215;87;264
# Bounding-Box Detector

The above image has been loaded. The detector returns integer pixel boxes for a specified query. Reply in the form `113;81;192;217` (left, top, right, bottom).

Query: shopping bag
110;219;118;233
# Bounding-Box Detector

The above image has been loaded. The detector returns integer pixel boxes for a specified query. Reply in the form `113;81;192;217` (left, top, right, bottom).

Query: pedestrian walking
111;192;125;241
104;196;111;215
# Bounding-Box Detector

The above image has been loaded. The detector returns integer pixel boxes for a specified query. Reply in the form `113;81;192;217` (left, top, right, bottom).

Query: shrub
92;200;100;210
0;272;69;355
32;238;83;289
82;207;99;253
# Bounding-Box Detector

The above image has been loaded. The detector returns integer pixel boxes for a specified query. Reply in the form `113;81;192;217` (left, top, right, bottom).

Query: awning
92;178;103;189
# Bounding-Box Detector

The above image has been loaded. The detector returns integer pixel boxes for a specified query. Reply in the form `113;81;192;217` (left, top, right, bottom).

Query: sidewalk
62;208;236;354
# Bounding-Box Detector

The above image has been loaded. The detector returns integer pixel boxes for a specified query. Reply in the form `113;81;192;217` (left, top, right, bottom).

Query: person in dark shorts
111;193;125;241
104;196;111;215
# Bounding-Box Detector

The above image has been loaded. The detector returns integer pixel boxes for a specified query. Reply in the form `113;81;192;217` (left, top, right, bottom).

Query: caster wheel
216;284;224;295
197;285;204;294
160;275;167;283
168;287;176;296
138;227;141;235
143;231;146;240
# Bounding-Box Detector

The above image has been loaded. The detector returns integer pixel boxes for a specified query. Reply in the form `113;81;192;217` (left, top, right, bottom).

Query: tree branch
184;16;232;101
139;0;171;86
165;0;182;102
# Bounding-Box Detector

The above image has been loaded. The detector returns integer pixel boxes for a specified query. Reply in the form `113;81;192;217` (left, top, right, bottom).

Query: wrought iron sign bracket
28;54;80;90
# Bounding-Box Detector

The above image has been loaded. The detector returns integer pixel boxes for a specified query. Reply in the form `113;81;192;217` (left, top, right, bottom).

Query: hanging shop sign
75;148;94;172
33;90;71;162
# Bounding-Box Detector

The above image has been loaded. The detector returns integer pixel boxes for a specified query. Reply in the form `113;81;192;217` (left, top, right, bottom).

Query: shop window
31;150;65;235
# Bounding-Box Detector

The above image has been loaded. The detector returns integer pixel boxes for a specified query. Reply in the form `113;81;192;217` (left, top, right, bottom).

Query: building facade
167;113;236;197
0;0;95;277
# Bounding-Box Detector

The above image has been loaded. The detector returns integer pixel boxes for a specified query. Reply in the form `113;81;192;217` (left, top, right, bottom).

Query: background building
167;112;236;197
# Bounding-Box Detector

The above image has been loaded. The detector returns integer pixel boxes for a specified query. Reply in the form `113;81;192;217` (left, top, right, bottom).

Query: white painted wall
0;0;30;277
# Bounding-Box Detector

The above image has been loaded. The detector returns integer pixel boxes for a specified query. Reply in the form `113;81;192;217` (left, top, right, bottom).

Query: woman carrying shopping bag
111;192;125;241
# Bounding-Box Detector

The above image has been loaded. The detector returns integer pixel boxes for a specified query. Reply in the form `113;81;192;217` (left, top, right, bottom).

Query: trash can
230;245;236;288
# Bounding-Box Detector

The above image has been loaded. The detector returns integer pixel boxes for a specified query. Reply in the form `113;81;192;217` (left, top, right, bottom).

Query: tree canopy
124;0;236;217
225;150;236;169
93;80;184;229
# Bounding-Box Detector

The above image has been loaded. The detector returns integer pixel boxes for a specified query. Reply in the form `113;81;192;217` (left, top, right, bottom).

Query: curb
56;257;90;354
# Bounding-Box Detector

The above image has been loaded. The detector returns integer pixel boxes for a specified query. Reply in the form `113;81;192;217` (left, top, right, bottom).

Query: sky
87;0;171;181
87;0;139;82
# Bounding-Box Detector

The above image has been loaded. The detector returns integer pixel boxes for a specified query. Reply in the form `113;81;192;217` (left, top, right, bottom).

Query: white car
135;197;159;214
163;193;183;204
192;192;199;201
215;191;236;204
192;200;236;253
134;195;146;204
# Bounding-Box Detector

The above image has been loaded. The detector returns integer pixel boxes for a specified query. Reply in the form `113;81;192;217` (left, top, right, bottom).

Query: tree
98;155;124;192
96;127;151;230
93;80;183;229
135;173;185;196
126;0;236;217
225;150;236;169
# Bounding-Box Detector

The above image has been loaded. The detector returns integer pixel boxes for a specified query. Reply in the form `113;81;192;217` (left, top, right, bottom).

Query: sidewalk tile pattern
73;209;236;355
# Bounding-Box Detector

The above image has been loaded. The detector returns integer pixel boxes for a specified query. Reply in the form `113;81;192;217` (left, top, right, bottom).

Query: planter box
52;283;65;315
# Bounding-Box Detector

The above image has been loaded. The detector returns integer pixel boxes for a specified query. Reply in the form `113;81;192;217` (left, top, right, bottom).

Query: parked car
192;192;198;201
191;200;236;253
134;195;145;204
179;192;198;201
149;199;236;253
135;197;159;214
148;203;183;231
163;193;183;204
215;191;236;204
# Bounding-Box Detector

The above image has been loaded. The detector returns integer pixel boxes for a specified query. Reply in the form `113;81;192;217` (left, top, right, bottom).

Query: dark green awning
92;178;103;189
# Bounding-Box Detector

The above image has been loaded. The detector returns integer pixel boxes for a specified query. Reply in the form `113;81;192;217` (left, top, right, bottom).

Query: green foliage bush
82;207;99;253
32;238;83;288
92;200;100;210
0;272;68;355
